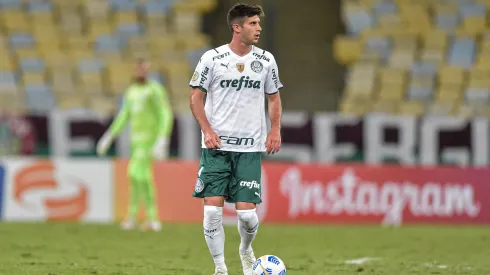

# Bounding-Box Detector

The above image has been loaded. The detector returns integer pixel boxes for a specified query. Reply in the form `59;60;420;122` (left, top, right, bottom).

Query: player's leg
121;157;143;230
228;152;262;275
133;144;160;231
193;149;231;274
129;144;161;231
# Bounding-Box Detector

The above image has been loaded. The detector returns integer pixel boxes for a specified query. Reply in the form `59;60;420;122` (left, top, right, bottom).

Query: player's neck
134;77;147;84
228;39;252;57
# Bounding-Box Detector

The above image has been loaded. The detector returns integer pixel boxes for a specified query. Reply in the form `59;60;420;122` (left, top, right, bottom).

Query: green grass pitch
0;222;488;274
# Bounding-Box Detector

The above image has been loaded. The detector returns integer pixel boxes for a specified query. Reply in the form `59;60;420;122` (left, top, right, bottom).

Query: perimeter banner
113;160;490;225
1;158;114;222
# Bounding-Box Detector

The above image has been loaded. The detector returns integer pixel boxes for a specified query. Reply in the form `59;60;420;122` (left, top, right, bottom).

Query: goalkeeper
96;59;174;232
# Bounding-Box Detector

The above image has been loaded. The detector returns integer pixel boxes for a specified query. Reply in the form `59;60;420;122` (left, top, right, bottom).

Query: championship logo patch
192;71;199;81
195;178;204;193
250;60;263;73
236;63;245;73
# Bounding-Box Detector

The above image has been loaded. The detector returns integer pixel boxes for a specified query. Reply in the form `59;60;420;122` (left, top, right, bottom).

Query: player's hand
204;130;221;149
96;132;113;156
152;137;169;160
266;128;281;154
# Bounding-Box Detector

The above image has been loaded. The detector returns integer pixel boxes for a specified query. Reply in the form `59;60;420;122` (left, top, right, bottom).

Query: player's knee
237;209;259;232
203;205;223;230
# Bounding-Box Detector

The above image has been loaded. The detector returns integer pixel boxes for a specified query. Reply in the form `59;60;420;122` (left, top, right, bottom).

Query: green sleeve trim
190;85;207;93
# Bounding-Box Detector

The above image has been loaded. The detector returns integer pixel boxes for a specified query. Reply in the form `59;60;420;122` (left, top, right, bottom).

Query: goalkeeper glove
152;137;169;160
96;132;114;156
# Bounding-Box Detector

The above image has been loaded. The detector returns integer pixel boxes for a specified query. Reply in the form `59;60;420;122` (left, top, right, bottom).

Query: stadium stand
335;0;490;118
0;0;216;114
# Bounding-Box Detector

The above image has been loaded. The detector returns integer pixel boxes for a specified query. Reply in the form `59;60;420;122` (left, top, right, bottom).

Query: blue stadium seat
149;71;164;84
0;71;17;87
435;13;460;32
78;59;104;73
460;3;486;18
9;33;35;49
0;0;21;9
25;84;56;112
111;0;137;11
411;62;437;76
26;1;53;13
117;23;143;38
373;2;397;17
94;35;124;52
345;11;374;35
19;58;45;72
142;0;174;15
465;87;490;103
447;37;475;69
365;36;391;62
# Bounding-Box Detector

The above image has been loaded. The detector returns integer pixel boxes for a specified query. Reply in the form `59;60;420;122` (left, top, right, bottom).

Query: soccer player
96;58;174;232
189;4;283;275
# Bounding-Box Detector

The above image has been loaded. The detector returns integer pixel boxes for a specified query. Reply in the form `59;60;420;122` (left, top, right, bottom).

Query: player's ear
232;22;241;33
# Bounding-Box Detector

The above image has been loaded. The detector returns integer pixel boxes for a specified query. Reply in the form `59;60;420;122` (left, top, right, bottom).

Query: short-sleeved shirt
189;44;283;152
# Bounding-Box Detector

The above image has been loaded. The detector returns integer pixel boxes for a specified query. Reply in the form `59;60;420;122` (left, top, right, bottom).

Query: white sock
237;209;259;253
203;205;227;270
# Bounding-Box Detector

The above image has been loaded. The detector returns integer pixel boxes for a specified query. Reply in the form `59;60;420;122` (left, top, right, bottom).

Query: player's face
134;62;149;79
240;15;262;45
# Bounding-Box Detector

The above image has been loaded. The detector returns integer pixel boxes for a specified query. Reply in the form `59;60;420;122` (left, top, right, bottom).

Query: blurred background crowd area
1;0;490;125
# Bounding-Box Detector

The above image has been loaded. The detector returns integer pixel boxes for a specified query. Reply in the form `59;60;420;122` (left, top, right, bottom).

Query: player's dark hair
227;3;264;33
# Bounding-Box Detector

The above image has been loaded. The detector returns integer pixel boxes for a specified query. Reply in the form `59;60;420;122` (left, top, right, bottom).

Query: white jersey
189;44;283;152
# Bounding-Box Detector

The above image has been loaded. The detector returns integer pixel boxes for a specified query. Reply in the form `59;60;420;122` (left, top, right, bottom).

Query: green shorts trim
192;149;262;204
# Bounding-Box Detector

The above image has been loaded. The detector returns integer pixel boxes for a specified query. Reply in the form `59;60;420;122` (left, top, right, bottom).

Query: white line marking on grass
345;257;381;265
424;263;448;269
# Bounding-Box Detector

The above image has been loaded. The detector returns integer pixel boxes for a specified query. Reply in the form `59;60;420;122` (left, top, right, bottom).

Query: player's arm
96;95;130;156
151;83;174;160
267;92;282;134
189;55;221;149
108;96;130;137
152;83;174;138
264;54;284;154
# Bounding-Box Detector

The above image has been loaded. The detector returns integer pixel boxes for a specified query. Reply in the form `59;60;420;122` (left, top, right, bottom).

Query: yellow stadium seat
372;100;399;114
427;102;457;116
70;50;94;64
113;11;137;25
389;50;415;69
87;22;113;40
377;14;404;30
59;12;84;34
0;94;25;115
333;35;362;65
1;11;31;32
30;12;56;25
84;0;111;21
22;72;46;85
88;95;116;114
423;29;448;49
340;97;372;116
79;72;103;90
377;68;406;100
468;68;490;88
14;48;40;60
438;65;465;86
44;52;72;69
50;69;76;93
148;36;179;51
0;55;16;70
343;62;377;99
398;100;426;116
128;37;148;48
57;94;86;109
459;16;487;34
65;36;91;50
